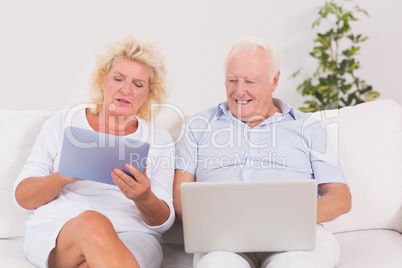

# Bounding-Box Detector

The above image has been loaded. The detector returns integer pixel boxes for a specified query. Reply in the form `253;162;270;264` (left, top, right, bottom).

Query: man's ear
271;71;281;92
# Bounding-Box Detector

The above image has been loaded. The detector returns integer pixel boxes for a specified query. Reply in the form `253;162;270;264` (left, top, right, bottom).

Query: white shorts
24;220;163;268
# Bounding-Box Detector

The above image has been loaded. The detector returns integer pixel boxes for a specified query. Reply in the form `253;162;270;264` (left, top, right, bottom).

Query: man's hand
173;169;196;222
317;182;352;223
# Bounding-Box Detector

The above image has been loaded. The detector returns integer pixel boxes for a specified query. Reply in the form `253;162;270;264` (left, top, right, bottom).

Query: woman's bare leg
48;210;139;268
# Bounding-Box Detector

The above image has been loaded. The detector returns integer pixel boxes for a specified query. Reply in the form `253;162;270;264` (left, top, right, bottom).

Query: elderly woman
13;35;175;268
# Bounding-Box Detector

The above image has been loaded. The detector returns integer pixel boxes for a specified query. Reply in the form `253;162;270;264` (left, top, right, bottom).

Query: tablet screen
58;126;150;185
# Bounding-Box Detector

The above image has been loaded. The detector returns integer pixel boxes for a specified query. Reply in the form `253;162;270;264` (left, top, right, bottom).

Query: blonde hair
87;34;168;121
226;36;282;80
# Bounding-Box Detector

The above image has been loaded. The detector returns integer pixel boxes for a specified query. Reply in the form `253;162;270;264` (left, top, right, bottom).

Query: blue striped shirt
176;98;347;187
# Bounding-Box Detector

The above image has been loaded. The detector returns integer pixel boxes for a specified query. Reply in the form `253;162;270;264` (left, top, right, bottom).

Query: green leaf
359;85;373;94
350;62;359;70
344;93;357;106
314;91;324;103
342;49;353;57
359;36;368;42
342;46;360;57
316;36;329;47
304;100;318;106
340;97;347;106
365;92;380;99
355;4;370;17
312;18;321;27
355;98;364;105
309;52;318;58
299;107;317;113
322;90;330;98
318;85;331;91
351;46;360;53
318;77;329;84
290;69;301;79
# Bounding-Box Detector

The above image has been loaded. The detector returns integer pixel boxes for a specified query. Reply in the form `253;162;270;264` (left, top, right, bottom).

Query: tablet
58;126;150;185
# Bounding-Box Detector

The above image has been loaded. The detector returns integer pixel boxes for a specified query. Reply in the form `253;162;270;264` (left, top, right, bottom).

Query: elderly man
173;36;351;268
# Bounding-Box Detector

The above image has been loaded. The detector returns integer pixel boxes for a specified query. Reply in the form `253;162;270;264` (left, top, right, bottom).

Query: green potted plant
291;0;380;112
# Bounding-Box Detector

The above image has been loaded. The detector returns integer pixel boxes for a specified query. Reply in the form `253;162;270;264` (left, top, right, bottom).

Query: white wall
1;0;401;115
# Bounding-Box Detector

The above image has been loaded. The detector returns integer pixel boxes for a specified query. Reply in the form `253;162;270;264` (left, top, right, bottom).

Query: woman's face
101;58;150;118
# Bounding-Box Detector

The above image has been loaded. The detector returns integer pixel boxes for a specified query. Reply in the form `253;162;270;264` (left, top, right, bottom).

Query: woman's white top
13;104;175;237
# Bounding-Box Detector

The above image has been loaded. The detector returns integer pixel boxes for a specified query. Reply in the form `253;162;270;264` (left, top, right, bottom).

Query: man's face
225;47;280;128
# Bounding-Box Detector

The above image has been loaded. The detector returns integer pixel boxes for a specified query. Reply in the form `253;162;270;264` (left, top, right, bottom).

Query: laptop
180;180;317;253
58;126;150;185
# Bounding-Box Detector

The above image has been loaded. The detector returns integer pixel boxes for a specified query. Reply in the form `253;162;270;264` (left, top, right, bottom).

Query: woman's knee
74;211;117;244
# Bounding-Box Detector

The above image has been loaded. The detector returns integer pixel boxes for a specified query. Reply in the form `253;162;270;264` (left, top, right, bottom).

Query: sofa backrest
317;100;402;234
0;110;54;238
1;100;401;240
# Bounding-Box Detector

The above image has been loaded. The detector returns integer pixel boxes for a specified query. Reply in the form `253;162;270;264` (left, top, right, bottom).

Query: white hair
225;36;282;80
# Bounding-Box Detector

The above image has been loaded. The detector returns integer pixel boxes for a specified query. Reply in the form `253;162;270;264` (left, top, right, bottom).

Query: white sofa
1;99;401;267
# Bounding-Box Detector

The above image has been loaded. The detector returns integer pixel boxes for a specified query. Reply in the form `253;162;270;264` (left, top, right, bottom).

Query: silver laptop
58;126;150;185
181;180;317;253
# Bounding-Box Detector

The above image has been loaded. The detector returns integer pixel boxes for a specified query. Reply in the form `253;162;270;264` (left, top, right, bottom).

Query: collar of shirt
215;98;297;127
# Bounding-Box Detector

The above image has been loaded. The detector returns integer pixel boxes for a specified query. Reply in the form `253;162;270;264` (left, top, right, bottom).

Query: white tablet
58;126;150;185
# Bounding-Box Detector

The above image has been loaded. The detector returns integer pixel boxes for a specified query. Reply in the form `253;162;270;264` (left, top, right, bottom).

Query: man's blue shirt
176;98;347;187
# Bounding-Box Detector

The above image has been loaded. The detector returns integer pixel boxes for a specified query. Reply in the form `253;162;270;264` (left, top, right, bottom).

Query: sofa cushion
152;105;187;144
0;238;35;267
161;244;193;268
335;229;402;267
316;100;402;233
0;110;53;238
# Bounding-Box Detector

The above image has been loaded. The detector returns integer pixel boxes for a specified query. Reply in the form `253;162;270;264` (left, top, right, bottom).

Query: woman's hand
15;172;81;210
111;164;170;226
111;164;151;202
